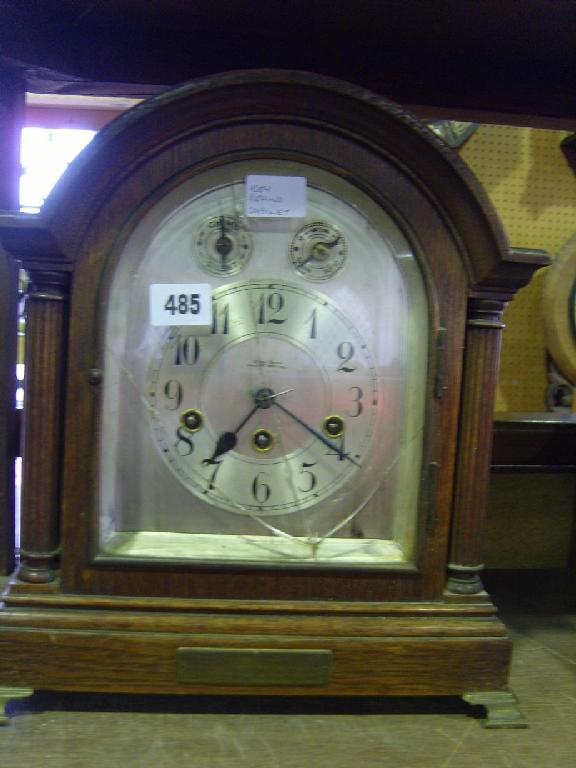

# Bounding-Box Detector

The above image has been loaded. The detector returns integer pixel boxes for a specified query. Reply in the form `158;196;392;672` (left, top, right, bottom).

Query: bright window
19;127;96;213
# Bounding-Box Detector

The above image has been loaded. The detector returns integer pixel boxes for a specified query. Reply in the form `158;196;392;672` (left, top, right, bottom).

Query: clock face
148;280;378;516
98;160;429;566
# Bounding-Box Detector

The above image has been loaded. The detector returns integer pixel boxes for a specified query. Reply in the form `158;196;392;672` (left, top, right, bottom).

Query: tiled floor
0;571;574;768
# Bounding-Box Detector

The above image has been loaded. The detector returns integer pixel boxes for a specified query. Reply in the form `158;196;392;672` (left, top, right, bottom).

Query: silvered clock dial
148;280;378;516
98;159;428;566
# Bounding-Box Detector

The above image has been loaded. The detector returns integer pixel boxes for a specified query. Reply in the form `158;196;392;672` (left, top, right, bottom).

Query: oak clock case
0;72;545;724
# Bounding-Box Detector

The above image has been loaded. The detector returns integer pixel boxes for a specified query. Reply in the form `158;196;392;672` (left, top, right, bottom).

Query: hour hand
202;389;294;468
202;399;261;466
202;431;237;465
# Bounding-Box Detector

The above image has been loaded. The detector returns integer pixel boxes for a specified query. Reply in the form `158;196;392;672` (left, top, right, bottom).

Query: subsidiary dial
289;221;347;281
194;214;253;276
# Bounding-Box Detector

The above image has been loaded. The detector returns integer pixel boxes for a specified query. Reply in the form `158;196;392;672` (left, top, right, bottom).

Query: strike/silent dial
289;221;347;281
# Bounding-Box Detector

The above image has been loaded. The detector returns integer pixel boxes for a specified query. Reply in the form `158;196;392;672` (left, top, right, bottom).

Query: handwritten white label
150;284;212;329
245;175;307;218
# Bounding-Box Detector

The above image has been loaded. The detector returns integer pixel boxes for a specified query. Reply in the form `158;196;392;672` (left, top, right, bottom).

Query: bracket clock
0;71;548;726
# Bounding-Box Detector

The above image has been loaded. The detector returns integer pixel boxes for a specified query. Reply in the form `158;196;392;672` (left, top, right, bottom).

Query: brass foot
463;690;528;729
0;687;34;725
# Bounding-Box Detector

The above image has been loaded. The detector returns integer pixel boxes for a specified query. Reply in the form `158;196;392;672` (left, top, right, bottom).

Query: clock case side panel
37;75;498;602
0;248;18;575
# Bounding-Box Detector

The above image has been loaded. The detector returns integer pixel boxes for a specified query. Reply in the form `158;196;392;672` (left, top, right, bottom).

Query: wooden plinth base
0;589;518;725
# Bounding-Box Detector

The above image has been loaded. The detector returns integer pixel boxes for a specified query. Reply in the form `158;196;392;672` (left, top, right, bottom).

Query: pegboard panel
461;125;576;412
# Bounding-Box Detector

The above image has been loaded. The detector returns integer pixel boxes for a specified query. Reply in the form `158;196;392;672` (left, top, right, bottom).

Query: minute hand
272;401;360;467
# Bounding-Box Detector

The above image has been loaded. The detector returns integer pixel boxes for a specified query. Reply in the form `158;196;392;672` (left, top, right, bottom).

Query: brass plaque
176;647;332;686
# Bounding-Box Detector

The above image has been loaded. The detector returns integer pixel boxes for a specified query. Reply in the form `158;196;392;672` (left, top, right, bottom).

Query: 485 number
164;293;201;316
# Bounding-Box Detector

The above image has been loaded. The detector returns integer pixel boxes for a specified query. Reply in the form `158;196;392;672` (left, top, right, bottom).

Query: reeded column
447;296;507;594
18;269;69;583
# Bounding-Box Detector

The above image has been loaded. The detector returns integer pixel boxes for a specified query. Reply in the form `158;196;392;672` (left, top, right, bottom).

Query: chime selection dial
194;214;253;276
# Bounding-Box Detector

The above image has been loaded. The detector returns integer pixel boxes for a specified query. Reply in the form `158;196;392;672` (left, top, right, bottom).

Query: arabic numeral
306;308;318;339
298;462;318;493
163;379;183;410
252;472;271;503
174;335;200;365
348;386;363;417
212;301;230;335
175;426;194;456
337;342;356;373
257;292;286;325
326;434;347;461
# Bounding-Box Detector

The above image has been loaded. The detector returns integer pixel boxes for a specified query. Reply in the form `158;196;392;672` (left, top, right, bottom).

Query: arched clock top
14;69;525;296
